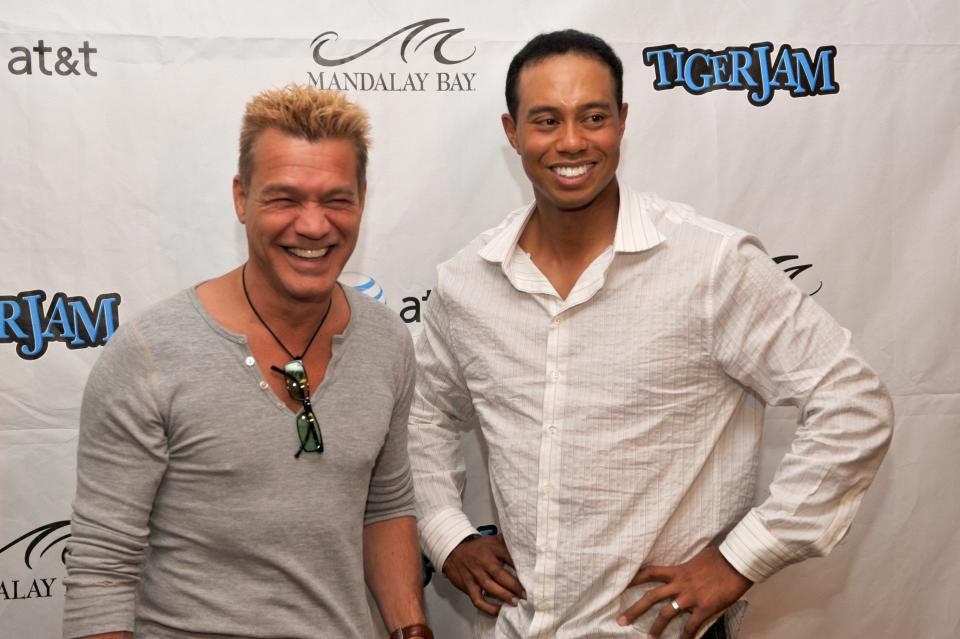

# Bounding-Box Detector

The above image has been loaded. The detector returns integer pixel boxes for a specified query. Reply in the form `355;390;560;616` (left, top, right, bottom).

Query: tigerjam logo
308;18;477;93
7;40;98;76
0;521;70;601
642;42;838;106
0;290;121;360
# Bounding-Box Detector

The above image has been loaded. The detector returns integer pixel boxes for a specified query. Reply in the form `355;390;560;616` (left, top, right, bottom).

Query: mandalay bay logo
307;18;477;93
0;521;70;601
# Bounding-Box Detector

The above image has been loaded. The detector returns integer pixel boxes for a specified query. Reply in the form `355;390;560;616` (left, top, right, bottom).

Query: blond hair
238;85;371;189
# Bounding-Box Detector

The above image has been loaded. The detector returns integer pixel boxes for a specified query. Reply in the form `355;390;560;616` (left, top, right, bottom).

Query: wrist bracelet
389;623;434;639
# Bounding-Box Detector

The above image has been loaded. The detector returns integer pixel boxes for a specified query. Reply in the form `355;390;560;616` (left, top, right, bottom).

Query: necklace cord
241;263;334;361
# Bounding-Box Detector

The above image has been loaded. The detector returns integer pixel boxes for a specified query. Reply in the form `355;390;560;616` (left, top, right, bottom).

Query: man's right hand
442;534;526;615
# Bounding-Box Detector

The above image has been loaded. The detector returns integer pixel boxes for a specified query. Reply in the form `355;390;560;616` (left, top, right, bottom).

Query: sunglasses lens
297;410;323;453
283;360;309;401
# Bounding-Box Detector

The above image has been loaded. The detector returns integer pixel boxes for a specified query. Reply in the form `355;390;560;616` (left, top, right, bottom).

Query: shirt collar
478;181;666;265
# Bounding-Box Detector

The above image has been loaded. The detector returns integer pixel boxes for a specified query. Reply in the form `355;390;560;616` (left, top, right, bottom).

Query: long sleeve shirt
64;287;417;639
408;184;893;639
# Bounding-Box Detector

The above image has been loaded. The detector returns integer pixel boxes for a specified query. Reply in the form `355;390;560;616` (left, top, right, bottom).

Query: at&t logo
7;40;98;76
339;272;431;324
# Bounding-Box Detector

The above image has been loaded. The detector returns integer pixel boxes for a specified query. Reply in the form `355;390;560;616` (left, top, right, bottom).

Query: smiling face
502;53;627;216
233;128;364;305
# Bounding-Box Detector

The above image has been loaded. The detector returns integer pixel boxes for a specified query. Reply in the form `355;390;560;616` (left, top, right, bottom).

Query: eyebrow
525;101;614;118
259;184;302;197
259;184;357;199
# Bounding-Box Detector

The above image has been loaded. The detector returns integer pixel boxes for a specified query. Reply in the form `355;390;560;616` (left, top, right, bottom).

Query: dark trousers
701;616;727;639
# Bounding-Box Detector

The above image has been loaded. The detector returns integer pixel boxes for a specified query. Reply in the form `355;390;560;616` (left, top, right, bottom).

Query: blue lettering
41;294;76;341
684;52;713;92
770;45;798;89
1;290;122;360
643;46;689;89
748;43;775;106
20;292;46;359
793;46;838;96
670;49;686;83
643;47;677;88
70;294;120;348
710;54;730;87
0;299;28;340
728;49;756;89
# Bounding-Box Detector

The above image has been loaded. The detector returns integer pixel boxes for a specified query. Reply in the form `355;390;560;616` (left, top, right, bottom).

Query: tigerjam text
0;290;121;360
642;42;838;106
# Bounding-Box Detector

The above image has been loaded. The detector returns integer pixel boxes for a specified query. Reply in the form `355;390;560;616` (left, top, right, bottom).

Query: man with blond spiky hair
63;86;433;639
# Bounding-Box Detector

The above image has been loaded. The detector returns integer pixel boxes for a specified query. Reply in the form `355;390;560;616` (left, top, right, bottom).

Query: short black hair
505;29;624;120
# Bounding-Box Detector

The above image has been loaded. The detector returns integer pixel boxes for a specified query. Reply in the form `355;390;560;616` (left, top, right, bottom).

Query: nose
293;204;333;238
555;121;587;154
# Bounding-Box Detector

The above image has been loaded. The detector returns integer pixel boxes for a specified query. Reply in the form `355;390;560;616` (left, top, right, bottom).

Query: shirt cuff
719;509;796;583
418;506;479;573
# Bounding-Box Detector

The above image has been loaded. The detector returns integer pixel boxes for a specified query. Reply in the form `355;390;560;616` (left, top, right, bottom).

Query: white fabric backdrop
1;1;957;637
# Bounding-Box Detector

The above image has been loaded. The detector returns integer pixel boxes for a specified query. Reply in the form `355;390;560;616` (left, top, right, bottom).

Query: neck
520;178;620;261
239;265;335;343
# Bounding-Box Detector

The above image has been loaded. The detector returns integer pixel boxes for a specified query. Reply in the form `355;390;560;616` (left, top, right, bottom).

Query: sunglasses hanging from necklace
241;263;333;458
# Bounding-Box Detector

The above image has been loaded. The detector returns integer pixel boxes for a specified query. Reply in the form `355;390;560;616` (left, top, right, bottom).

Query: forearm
712;236;894;582
363;516;427;632
721;342;894;581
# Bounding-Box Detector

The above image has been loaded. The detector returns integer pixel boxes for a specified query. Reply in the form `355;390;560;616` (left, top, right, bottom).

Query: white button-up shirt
409;184;893;638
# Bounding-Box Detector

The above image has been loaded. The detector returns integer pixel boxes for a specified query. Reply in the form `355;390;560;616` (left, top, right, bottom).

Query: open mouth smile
551;163;594;178
286;247;330;260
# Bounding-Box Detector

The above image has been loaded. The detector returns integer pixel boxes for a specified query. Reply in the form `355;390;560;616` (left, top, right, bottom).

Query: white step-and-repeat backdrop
1;1;957;637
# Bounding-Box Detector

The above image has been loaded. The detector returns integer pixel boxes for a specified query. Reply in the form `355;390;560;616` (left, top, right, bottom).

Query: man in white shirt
408;30;893;639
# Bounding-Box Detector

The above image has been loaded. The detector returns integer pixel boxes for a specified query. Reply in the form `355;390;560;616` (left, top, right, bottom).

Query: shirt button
548;425;557;435
259;381;269;390
550;370;560;381
245;356;256;366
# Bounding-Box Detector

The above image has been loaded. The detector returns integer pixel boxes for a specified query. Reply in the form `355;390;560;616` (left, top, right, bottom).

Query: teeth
288;247;328;258
553;165;589;178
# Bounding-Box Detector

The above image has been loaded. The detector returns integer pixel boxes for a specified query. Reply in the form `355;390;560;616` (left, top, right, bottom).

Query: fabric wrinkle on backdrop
0;1;957;637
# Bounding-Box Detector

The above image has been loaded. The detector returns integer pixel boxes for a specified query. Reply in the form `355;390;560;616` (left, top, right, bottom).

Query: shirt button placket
535;312;564;630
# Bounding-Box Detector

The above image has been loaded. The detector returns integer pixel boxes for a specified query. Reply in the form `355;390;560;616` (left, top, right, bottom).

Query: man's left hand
617;547;752;639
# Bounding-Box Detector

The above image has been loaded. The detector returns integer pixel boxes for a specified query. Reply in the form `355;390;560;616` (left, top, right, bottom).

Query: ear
618;102;629;139
357;182;367;214
501;113;521;154
232;175;247;224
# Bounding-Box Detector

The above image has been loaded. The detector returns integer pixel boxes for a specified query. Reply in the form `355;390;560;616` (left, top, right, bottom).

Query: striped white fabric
408;183;893;639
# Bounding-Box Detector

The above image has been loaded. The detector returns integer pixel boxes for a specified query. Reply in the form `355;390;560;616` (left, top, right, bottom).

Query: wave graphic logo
340;272;386;304
0;521;70;568
311;18;476;67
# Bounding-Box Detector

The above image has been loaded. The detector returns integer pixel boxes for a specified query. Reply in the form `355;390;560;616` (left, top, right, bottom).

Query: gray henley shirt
63;286;417;638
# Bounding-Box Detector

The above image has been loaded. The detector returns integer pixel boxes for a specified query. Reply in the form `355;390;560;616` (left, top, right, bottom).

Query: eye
326;198;356;209
534;117;559;127
585;113;606;125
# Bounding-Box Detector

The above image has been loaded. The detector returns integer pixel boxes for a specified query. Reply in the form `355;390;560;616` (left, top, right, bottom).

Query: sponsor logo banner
307;18;477;93
0;521;69;601
7;40;98;76
643;42;838;106
0;290;121;360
